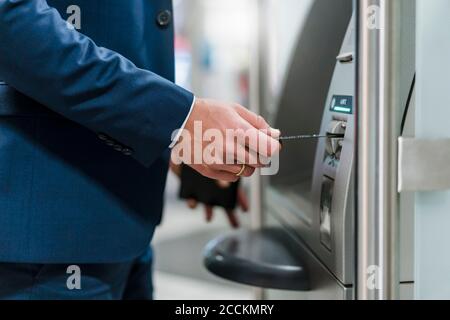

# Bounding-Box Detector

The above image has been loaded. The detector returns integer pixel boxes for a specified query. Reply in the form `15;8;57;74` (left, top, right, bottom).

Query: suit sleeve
0;0;194;167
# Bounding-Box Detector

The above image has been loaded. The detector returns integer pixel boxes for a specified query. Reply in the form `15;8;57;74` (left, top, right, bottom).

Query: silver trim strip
356;0;402;300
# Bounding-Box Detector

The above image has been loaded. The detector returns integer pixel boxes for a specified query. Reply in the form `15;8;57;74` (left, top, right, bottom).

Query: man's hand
187;181;249;229
170;161;249;229
172;98;281;182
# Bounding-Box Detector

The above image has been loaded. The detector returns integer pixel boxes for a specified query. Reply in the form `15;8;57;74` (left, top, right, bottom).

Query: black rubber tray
204;229;309;291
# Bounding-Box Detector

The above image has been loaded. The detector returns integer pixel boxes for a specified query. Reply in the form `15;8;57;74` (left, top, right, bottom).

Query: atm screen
330;95;353;114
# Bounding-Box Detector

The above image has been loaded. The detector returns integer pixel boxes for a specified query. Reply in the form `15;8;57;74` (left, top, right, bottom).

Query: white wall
415;0;450;299
264;0;314;98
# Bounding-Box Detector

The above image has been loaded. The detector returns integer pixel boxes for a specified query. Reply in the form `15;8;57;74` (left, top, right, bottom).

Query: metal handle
356;0;403;300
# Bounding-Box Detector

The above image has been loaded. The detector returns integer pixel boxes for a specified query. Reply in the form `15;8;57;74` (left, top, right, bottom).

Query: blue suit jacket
0;0;193;263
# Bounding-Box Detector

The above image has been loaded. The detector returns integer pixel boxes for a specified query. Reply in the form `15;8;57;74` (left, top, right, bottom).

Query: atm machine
204;0;416;300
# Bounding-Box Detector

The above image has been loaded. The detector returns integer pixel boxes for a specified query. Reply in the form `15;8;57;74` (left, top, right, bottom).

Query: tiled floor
152;173;254;300
154;271;253;300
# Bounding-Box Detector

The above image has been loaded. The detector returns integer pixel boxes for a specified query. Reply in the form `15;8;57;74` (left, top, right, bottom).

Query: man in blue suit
0;0;280;299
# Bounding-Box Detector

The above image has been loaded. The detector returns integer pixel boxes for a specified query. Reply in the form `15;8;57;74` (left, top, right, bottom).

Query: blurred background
152;0;313;300
152;0;257;300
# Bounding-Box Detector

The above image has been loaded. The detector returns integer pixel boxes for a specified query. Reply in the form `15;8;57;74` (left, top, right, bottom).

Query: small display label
330;95;353;114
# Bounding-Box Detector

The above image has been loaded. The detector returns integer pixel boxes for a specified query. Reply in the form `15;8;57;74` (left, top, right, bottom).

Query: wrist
184;97;208;135
169;95;197;148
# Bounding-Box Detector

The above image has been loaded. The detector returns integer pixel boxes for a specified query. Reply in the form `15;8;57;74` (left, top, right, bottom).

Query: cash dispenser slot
203;229;310;291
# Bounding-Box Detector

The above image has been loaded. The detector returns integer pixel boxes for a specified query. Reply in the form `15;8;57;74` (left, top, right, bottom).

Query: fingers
234;105;267;129
203;205;239;229
233;164;255;178
187;198;198;209
232;143;267;168
228;124;281;161
252;129;282;158
193;165;239;182
234;104;281;138
237;188;249;212
205;206;213;222
216;180;231;188
225;210;240;229
182;101;283;178
232;105;281;159
210;163;256;177
192;163;257;181
169;158;182;177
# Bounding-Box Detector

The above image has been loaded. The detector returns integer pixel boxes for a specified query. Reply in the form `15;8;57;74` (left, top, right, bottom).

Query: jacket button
114;144;123;152
105;140;115;147
98;133;108;141
156;10;172;28
122;148;133;156
114;145;124;152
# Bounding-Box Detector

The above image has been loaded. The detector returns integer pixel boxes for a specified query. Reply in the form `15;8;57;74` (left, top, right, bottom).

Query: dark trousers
0;247;153;300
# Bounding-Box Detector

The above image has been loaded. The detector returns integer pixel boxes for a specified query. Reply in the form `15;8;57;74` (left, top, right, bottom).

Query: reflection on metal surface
356;0;415;300
320;176;334;250
269;0;353;191
267;6;356;288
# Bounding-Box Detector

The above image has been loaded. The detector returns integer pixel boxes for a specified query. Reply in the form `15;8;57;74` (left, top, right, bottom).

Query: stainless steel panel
268;0;353;191
264;208;414;300
356;0;415;299
264;1;354;285
256;0;415;299
264;212;351;300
